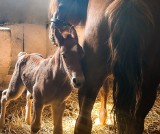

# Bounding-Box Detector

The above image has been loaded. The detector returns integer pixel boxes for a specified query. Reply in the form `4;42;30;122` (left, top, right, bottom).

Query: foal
0;27;85;134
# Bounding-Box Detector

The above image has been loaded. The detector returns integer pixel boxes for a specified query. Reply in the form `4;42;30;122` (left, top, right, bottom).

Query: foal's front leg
31;100;43;134
31;89;43;134
52;102;65;134
25;91;32;125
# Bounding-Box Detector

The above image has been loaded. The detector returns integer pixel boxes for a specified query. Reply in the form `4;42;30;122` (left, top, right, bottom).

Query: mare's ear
54;28;64;46
70;26;79;43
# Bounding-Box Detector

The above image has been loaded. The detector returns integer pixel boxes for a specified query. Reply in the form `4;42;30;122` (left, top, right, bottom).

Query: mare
49;1;113;132
49;0;160;134
0;27;85;134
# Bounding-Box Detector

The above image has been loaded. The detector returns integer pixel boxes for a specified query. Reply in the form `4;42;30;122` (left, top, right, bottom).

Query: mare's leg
74;85;100;134
52;102;65;134
74;4;109;132
74;44;108;133
74;64;108;134
74;54;108;134
31;88;43;134
99;79;109;125
134;78;159;134
0;85;25;128
25;91;32;125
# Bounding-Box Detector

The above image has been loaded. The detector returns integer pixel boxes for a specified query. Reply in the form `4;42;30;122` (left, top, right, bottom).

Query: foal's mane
49;0;89;25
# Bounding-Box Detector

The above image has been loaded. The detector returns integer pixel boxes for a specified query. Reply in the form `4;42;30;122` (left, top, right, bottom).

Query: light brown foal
0;27;85;134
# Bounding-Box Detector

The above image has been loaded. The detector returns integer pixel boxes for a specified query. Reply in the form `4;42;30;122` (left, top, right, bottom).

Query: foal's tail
6;52;27;100
106;0;153;133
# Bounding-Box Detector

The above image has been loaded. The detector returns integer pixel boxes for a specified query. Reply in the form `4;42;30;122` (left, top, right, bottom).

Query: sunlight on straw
64;118;76;131
106;113;114;125
106;118;112;125
71;120;76;126
94;118;101;126
107;104;113;110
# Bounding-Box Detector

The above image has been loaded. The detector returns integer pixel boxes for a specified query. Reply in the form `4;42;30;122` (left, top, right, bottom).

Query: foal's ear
70;26;79;43
54;28;64;46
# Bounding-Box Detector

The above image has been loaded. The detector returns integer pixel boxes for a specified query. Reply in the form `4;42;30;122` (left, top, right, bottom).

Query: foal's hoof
25;118;31;125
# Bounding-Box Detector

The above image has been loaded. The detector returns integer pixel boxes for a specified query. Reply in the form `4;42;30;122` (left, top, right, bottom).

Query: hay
0;89;159;134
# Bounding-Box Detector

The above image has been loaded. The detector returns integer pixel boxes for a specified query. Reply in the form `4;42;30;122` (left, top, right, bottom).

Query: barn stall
0;0;159;133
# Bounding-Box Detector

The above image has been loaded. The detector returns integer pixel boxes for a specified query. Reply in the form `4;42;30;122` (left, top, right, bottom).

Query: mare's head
49;0;88;25
49;0;88;44
54;27;85;88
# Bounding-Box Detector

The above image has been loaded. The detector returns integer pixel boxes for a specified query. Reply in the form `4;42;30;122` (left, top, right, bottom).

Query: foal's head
54;27;85;88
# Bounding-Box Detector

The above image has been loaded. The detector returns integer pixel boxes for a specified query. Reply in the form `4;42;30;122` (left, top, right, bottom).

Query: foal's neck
51;48;68;81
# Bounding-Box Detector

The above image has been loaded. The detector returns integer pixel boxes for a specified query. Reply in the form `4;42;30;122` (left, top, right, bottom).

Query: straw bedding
0;86;159;134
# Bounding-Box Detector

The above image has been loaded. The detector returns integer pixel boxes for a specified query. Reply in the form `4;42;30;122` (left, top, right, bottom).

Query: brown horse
0;27;85;134
49;0;160;134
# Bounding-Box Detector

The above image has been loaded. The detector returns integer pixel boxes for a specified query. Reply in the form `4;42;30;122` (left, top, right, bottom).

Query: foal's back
20;53;46;90
20;52;71;104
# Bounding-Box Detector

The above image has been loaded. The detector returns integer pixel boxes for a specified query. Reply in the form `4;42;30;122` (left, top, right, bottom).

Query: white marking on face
62;31;70;38
71;45;78;52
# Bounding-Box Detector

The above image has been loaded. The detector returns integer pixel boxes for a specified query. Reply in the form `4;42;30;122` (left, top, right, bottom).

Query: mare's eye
61;52;66;58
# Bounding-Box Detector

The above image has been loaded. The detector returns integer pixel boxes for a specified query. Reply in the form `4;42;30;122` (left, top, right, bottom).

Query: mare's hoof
26;119;31;125
31;127;40;134
27;121;31;125
74;116;92;134
31;131;40;134
31;131;37;134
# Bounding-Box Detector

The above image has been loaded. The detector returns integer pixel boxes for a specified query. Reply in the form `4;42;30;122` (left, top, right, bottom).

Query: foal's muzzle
71;76;85;88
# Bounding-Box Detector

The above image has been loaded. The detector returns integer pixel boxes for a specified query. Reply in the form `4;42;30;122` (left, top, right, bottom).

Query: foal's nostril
73;78;77;84
72;77;82;88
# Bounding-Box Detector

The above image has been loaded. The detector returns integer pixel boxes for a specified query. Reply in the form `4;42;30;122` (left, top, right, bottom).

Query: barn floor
0;87;159;134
